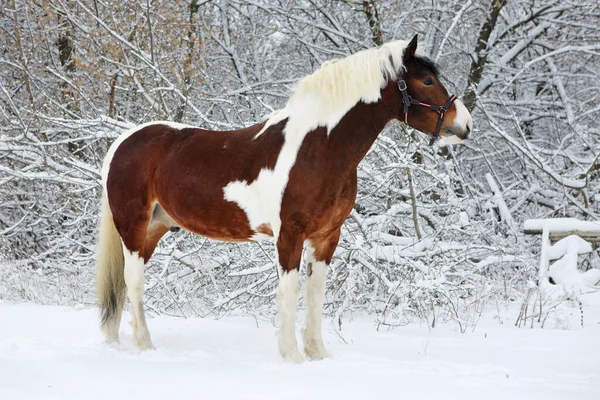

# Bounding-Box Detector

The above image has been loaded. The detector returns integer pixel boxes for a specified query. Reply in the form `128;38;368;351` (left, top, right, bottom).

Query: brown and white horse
96;35;472;362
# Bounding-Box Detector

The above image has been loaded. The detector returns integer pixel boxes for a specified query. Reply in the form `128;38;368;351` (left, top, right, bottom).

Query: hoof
133;337;155;351
281;349;305;364
103;335;120;344
132;330;154;351
304;346;329;360
302;328;329;360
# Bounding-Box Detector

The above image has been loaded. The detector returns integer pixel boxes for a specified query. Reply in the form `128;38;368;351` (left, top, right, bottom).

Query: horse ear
404;34;418;62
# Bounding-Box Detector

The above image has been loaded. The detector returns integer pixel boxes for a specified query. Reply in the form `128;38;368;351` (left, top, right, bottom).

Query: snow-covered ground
1;300;599;400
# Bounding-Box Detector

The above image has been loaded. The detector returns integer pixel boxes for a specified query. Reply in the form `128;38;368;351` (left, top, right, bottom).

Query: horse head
393;35;473;145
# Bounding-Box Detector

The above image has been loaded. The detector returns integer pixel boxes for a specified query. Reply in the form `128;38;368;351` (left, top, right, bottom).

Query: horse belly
156;195;257;242
155;173;275;243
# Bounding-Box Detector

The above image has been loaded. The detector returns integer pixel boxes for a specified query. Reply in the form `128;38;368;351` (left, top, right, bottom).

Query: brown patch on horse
277;83;401;267
107;119;287;255
256;223;274;237
274;60;466;269
143;222;169;263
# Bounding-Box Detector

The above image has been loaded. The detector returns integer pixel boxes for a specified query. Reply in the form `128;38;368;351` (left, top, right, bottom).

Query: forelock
413;56;440;77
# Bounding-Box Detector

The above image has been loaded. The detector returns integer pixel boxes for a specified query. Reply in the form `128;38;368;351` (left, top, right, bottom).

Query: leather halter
398;80;457;146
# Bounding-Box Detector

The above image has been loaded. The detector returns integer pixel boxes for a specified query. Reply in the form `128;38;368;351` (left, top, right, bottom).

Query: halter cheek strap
398;80;457;146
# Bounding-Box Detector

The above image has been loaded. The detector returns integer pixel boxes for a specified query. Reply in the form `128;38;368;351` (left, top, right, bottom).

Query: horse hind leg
118;209;160;351
144;203;174;262
124;204;172;350
144;221;170;262
122;243;154;350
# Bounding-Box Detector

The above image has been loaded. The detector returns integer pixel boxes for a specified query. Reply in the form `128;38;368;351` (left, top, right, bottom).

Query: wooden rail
524;218;600;283
524;218;600;243
524;230;600;243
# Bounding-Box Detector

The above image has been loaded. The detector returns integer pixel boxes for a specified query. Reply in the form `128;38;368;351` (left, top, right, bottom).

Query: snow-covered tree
1;0;598;328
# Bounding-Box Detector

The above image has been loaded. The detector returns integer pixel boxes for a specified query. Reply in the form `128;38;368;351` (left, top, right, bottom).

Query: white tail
96;195;125;341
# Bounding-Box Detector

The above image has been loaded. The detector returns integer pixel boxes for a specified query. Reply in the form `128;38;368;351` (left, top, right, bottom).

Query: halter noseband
398;80;457;146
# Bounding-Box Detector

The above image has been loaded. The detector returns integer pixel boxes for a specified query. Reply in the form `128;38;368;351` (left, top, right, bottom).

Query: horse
96;35;473;362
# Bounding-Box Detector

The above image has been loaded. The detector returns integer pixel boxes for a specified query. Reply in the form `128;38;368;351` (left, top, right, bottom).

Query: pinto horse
96;35;472;362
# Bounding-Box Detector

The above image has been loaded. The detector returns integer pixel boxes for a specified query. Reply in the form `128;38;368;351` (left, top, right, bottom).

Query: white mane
259;40;422;136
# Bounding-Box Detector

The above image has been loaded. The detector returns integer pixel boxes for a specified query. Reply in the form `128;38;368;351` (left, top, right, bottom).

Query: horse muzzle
445;125;470;140
443;111;473;143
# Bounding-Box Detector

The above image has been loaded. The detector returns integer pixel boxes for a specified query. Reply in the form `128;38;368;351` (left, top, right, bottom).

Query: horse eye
423;78;433;86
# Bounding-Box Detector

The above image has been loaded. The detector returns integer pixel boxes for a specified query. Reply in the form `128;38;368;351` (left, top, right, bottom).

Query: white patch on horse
452;99;472;135
101;121;194;195
276;267;303;363
301;244;329;359
224;40;419;238
440;100;472;145
122;246;153;350
223;117;309;238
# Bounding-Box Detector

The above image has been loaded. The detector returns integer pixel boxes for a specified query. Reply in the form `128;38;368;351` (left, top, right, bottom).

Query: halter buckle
397;80;407;91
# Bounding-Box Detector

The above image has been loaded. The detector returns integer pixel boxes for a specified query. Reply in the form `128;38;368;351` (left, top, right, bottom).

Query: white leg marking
123;246;154;350
302;245;329;359
277;268;303;363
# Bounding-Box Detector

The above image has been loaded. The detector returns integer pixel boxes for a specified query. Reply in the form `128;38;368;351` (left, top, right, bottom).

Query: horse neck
327;94;395;172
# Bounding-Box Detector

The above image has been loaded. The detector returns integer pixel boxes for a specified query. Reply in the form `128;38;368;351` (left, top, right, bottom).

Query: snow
546;235;600;287
549;253;600;286
1;302;600;400
548;235;593;260
525;219;600;285
486;173;514;226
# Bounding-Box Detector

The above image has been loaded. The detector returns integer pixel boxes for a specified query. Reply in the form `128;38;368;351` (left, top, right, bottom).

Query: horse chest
281;170;357;233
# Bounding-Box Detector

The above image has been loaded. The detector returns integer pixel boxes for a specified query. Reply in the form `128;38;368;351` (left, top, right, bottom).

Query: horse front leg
302;228;340;360
276;227;305;363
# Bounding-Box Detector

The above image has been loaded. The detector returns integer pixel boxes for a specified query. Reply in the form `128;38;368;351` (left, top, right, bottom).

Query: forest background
1;0;598;330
